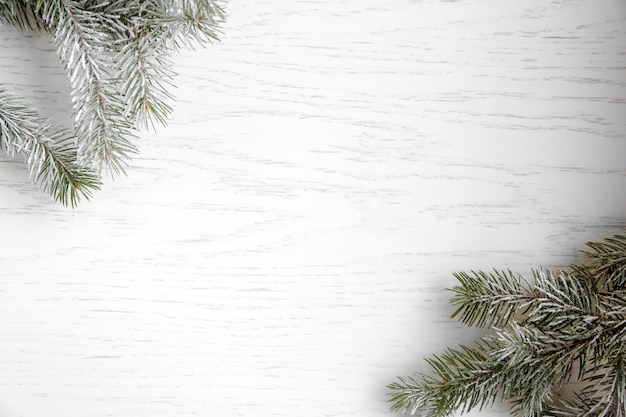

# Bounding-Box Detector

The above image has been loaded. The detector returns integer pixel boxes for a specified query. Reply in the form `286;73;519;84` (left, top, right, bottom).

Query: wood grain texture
1;1;625;416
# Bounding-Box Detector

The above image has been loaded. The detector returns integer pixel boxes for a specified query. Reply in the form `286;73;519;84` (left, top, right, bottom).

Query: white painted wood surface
1;1;625;416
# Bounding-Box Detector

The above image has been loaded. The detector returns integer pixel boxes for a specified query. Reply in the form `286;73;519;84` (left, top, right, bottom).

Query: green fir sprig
0;0;225;205
0;86;100;206
389;234;626;417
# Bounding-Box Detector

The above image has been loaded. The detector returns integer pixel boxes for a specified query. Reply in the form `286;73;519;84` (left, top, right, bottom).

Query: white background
1;1;625;416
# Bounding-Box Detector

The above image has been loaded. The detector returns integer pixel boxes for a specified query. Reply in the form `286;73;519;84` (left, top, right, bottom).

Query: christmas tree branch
584;235;626;290
523;268;599;331
388;339;507;416
450;268;600;331
0;86;100;206
391;236;626;417
118;32;175;129
0;0;226;204
388;320;611;417
114;2;176;129
450;269;530;328
40;0;136;173
159;0;225;50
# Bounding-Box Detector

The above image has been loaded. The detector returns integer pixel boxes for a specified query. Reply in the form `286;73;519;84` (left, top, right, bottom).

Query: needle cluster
0;0;225;206
389;235;626;417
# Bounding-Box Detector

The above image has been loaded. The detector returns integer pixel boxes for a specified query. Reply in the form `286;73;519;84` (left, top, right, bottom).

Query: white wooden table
1;1;625;416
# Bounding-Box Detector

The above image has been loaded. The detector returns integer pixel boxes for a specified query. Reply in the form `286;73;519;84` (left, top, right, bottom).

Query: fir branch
113;1;176;129
1;0;226;203
38;0;137;173
584;235;626;290
450;269;529;328
117;32;175;129
450;268;600;331
391;235;626;417
0;86;100;206
496;322;607;416
523;268;599;332
159;0;225;51
388;339;506;417
389;323;604;417
112;0;225;128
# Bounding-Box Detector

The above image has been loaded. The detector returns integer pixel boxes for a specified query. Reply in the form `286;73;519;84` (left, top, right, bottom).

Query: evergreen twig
0;86;100;206
0;0;225;205
389;235;626;417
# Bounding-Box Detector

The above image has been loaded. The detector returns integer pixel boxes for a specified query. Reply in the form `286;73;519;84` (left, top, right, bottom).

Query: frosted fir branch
494;323;601;415
112;1;177;130
145;0;226;51
584;235;626;290
39;0;137;173
450;269;531;328
0;86;100;206
0;0;226;203
111;0;225;129
450;268;600;332
391;235;626;417
388;325;603;417
523;268;599;332
116;32;176;129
